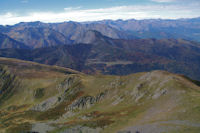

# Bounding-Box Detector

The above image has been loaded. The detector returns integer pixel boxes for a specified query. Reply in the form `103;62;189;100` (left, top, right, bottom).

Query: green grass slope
0;57;200;133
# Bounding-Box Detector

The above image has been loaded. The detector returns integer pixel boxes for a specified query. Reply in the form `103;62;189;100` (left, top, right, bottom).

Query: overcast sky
0;0;200;25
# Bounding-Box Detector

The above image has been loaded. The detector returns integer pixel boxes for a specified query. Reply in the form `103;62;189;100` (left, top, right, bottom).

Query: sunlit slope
0;57;200;133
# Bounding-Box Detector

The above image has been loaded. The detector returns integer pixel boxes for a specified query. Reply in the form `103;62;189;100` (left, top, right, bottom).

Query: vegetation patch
81;119;114;128
181;75;200;87
6;122;32;133
0;66;18;105
7;104;29;111
33;88;45;99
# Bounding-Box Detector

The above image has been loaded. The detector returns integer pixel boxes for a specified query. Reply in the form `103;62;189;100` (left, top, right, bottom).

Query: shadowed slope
0;33;28;49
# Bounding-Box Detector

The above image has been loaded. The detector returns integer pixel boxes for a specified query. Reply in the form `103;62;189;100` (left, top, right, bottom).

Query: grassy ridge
0;58;200;133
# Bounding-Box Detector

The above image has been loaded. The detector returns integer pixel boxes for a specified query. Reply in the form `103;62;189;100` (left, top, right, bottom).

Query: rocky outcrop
31;76;80;112
59;125;101;133
68;91;106;111
31;96;59;112
152;88;167;99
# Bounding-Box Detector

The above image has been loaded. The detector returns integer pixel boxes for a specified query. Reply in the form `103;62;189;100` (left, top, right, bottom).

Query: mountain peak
14;21;46;27
73;30;110;44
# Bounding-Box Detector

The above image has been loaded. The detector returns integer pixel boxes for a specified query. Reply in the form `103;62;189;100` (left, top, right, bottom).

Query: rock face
58;126;101;133
31;96;59;112
152;88;167;99
31;123;55;133
32;76;78;112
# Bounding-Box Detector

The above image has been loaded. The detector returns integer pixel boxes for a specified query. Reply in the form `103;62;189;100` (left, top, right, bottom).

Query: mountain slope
0;33;28;49
0;58;200;133
3;27;71;49
50;22;136;41
0;21;137;49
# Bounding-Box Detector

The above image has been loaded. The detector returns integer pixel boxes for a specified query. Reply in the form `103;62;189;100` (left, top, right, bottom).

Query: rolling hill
0;57;200;133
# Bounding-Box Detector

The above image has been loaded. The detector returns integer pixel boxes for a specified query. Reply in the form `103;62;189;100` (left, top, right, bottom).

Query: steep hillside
0;58;200;133
0;33;28;49
3;27;71;49
50;22;136;41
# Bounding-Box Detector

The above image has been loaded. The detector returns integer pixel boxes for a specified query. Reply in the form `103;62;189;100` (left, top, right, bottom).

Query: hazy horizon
0;0;200;25
1;16;200;26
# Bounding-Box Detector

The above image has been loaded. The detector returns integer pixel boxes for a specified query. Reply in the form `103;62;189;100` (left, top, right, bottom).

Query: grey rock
68;92;106;111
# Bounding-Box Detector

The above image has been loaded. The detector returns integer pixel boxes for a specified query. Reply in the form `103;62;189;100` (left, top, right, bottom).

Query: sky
0;0;200;25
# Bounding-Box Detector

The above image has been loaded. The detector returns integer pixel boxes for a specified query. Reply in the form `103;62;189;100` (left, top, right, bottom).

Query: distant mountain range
94;17;200;42
1;17;200;49
0;21;136;48
0;30;200;80
0;18;200;80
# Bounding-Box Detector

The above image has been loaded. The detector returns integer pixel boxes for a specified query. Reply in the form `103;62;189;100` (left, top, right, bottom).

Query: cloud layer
151;0;176;3
0;3;200;25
